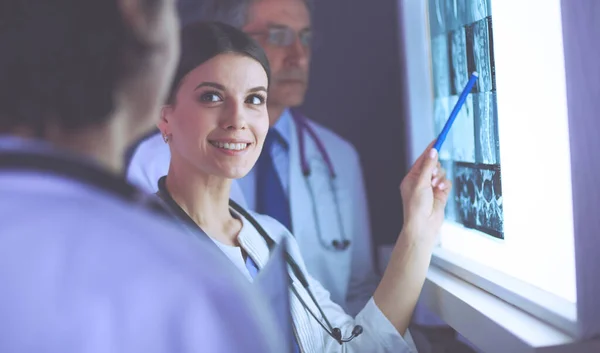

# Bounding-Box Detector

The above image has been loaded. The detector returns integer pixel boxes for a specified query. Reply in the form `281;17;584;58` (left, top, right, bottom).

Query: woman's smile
209;139;253;156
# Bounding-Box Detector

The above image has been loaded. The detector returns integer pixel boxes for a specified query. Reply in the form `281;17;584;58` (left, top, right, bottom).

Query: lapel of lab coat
287;117;353;309
237;211;325;353
288;117;313;243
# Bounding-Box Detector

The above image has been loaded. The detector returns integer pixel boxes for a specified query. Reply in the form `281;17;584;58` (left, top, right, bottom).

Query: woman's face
159;53;270;179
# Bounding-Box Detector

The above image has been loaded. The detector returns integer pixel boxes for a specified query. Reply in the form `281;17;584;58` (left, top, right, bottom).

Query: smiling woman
161;54;269;179
159;21;271;184
152;20;451;353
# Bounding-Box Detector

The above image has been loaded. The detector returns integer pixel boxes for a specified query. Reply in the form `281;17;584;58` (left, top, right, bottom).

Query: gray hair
176;0;314;29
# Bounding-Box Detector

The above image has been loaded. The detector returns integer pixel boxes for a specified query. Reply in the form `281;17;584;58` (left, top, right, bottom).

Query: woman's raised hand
399;140;452;246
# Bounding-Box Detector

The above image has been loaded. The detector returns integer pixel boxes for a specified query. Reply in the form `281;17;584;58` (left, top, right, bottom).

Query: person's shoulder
125;130;170;191
125;129;163;164
1;187;253;304
49;195;261;307
67;195;221;266
244;210;306;261
245;210;291;239
0;196;283;352
125;129;169;170
243;210;301;253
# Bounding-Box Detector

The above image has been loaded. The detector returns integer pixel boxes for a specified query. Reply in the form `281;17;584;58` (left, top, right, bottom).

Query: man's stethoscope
156;177;363;346
290;109;351;251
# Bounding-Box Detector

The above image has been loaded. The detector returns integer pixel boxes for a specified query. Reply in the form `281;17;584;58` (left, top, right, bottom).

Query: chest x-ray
428;0;503;239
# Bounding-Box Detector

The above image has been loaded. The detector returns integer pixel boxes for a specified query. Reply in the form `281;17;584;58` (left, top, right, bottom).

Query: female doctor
156;21;451;353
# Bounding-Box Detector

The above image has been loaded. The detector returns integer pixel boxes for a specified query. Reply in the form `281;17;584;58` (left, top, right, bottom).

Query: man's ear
118;0;157;46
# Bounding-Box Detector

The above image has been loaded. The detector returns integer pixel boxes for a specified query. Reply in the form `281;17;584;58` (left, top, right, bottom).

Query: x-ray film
428;0;502;238
473;92;500;164
428;0;446;36
441;159;459;222
450;28;469;95
469;16;495;92
454;162;503;238
444;0;469;32
448;95;476;163
431;35;451;97
466;0;492;24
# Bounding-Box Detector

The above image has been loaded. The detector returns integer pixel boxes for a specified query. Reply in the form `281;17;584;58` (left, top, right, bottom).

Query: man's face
244;0;312;111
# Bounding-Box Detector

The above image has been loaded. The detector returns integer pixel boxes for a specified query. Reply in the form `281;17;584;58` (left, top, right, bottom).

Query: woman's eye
199;92;222;103
246;94;265;105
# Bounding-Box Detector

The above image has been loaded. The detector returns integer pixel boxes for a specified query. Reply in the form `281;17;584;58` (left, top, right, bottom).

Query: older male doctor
127;0;380;319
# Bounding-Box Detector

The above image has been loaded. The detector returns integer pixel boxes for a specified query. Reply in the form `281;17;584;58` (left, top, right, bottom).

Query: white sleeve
253;213;413;352
307;274;414;353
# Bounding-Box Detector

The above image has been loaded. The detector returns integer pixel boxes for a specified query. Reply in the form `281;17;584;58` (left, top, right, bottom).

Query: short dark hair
0;0;159;133
167;21;271;104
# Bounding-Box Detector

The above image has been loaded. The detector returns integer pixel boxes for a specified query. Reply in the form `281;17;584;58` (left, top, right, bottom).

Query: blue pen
433;72;479;151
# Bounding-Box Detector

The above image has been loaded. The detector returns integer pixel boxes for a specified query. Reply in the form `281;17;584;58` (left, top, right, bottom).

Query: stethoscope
156;176;364;347
290;109;351;251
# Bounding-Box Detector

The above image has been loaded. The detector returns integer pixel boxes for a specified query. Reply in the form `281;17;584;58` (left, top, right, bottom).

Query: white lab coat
228;208;412;353
0;137;283;353
126;116;379;316
284;115;380;316
127;121;417;351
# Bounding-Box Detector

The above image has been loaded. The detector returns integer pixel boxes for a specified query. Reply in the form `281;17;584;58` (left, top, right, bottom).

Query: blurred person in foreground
0;1;283;352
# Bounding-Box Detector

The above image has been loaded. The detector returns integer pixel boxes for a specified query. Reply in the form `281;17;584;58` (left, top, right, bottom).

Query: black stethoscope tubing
156;176;362;345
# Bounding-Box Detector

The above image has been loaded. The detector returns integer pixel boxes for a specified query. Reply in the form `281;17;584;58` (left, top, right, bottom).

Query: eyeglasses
247;25;313;48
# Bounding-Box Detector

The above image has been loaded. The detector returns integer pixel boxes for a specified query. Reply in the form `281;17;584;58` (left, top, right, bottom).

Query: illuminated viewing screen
428;0;503;239
424;0;575;303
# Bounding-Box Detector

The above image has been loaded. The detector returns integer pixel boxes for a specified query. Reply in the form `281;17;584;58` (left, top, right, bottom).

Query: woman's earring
163;134;170;143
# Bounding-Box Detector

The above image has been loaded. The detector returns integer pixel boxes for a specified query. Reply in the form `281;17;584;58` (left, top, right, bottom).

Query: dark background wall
300;0;408;246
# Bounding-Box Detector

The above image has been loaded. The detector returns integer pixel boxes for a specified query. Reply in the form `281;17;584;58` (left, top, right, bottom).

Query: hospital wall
301;0;408;247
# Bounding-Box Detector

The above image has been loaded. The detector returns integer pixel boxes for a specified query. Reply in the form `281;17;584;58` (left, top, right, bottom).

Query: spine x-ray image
428;0;503;239
454;162;503;237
